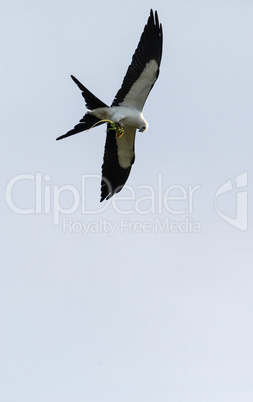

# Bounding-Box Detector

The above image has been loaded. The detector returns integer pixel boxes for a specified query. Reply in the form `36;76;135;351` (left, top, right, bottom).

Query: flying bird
57;9;163;202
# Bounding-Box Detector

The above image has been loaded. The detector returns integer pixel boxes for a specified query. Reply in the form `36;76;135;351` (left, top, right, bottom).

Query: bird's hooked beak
139;126;148;133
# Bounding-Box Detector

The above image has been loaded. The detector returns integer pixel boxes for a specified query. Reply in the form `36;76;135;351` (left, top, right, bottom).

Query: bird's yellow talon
116;126;124;138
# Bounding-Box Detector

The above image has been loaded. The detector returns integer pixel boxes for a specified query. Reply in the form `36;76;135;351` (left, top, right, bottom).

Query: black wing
111;9;163;111
100;123;136;202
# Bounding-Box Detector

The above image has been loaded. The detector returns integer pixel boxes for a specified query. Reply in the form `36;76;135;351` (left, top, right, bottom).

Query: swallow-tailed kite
57;9;163;202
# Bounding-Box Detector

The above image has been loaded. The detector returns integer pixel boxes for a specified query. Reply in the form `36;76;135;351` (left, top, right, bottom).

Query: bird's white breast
111;106;146;129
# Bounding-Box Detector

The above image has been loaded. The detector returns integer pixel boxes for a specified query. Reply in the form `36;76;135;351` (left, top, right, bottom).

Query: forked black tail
56;75;109;141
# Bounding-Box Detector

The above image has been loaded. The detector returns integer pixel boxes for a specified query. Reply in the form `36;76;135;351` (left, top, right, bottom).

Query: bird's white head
139;119;148;133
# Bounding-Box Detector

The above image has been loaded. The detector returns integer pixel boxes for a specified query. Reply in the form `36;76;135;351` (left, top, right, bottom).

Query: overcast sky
1;0;253;401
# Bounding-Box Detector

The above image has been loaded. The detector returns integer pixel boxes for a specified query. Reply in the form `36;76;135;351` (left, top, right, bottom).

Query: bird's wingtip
56;135;64;141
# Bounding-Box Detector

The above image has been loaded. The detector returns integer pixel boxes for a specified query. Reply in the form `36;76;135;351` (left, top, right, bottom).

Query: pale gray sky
1;0;253;401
